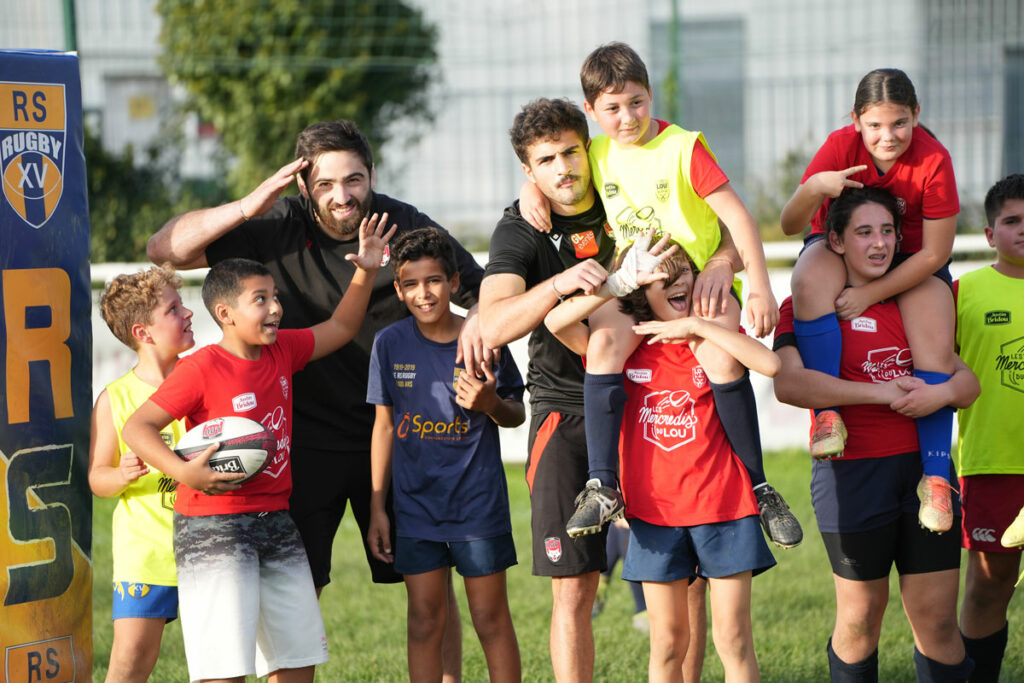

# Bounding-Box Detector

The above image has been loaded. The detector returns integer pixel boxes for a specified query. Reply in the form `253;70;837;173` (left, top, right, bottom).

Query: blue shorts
622;517;776;583
395;533;517;578
812;451;960;533
111;582;178;621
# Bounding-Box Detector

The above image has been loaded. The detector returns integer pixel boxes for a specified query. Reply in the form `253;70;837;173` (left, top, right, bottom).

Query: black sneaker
566;478;624;538
755;484;802;549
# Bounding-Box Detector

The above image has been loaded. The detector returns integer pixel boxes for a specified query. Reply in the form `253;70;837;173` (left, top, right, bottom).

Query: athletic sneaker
916;475;954;533
755;484;803;549
1001;506;1024;548
566;478;624;538
810;409;847;460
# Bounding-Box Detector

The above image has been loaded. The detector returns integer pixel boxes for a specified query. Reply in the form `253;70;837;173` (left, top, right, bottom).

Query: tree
158;0;438;194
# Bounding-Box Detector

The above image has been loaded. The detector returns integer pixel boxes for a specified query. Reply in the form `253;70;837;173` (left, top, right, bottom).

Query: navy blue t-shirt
367;316;525;542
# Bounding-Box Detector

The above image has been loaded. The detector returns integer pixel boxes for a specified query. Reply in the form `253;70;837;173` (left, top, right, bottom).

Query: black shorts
526;410;607;577
289;448;401;586
820;512;961;581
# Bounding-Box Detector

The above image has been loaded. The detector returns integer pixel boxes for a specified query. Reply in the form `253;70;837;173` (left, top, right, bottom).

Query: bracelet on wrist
238;199;250;222
551;277;566;301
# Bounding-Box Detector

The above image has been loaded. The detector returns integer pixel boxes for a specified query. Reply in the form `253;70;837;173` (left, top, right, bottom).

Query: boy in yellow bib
522;42;799;548
89;266;194;682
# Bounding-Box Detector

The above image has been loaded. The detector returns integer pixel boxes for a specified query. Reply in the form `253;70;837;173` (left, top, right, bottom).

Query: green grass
92;449;1024;681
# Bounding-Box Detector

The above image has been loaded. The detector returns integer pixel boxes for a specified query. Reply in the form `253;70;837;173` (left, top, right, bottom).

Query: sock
961;623;1007;683
794;313;842;416
826;637;878;683
913;647;974;683
914;370;954;479
583;372;626;488
710;371;766;487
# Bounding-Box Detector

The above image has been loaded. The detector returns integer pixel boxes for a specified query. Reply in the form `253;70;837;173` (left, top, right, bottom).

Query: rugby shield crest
1;82;66;229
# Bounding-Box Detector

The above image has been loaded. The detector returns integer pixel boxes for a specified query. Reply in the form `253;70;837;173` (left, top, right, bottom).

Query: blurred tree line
87;0;437;261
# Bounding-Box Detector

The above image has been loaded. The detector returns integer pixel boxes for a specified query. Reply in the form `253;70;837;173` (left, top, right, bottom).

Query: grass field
91;448;1023;681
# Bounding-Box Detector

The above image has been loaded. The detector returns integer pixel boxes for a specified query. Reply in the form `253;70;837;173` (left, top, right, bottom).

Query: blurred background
4;0;1022;451
5;0;1023;255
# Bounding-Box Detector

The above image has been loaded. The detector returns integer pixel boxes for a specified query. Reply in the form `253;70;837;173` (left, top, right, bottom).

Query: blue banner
0;49;92;682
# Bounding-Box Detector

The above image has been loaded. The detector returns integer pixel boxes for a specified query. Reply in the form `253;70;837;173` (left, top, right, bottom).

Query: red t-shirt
775;298;918;460
652;119;729;198
619;341;758;527
804;124;959;253
150;328;315;515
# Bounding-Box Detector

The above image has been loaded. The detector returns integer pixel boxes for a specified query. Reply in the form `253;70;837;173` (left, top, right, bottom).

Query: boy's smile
585;81;656;148
645;260;695;322
221;274;283;355
394;257;460;340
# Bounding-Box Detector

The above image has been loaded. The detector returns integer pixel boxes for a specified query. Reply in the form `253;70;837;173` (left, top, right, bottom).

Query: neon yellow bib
107;370;184;585
955;266;1024;475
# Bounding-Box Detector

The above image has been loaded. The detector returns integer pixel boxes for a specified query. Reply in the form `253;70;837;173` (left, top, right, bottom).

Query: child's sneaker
566;478;624;538
1001;506;1024;548
755;484;803;549
916;475;954;533
810;409;847;460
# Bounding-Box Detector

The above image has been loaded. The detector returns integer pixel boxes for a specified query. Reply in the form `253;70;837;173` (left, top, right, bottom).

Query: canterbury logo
1;81;67;229
971;528;996;543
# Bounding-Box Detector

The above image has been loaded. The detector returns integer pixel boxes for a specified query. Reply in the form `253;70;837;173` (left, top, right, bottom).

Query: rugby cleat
917;475;954;533
1001;506;1024;548
755;484;803;549
810;409;847;460
566;478;624;538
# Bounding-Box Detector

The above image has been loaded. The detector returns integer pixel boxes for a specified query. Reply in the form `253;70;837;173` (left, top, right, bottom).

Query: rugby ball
173;416;275;484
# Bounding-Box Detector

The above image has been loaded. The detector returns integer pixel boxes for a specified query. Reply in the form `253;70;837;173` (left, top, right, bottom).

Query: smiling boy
123;215;392;683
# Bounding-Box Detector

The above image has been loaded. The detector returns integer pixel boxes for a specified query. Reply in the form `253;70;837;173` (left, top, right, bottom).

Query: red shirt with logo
150;329;315;515
804;124;959;253
620;341;758;527
776;298;918;460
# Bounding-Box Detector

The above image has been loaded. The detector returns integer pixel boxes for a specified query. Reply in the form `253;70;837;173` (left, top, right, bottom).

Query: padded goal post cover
0;49;92;682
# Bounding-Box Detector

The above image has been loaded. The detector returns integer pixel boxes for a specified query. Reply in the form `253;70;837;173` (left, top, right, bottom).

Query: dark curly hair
509;98;590;164
617;245;697;324
389;227;457;280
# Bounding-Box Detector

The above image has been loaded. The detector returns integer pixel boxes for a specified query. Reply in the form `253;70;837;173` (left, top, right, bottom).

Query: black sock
583;372;626;488
913;647;974;683
710;371;766;487
961;623;1007;683
826;637;878;683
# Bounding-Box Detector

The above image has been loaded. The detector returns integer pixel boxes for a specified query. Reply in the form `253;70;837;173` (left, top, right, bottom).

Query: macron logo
232;393;257;412
851;317;877;333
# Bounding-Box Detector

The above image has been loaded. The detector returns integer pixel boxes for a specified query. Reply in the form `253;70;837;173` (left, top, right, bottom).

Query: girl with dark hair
780;69;960;532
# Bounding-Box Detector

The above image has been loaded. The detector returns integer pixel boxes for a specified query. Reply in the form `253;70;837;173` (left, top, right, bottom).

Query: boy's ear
827;231;846;254
449;271;461;294
214;301;234;326
583;100;598;122
393;279;403;301
130;322;152;346
984;224;995;247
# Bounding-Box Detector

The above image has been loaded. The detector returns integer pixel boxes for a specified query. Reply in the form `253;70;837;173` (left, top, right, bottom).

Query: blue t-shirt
367;316;525;542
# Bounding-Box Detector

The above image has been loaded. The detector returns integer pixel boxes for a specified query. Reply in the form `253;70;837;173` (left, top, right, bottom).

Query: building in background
4;0;1022;239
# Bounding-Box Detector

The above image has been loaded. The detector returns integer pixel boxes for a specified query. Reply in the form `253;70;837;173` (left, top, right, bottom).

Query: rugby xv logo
1;82;66;229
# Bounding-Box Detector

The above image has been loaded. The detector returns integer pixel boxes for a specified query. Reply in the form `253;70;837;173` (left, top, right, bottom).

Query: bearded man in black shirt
148;120;479;679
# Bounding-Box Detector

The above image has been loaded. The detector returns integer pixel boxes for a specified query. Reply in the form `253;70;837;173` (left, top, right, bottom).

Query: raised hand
607;231;678;296
239;158;310;220
346;212;398;270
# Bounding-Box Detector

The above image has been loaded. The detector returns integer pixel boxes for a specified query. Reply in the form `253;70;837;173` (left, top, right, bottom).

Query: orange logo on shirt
570;231;599;258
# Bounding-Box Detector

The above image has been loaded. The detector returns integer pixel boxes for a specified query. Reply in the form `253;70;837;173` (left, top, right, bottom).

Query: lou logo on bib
1;81;66;229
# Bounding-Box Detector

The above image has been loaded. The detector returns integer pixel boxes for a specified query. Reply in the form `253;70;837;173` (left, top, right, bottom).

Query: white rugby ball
173;416;275;484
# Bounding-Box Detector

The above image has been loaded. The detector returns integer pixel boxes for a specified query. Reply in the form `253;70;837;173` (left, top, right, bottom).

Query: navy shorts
622;516;776;583
395;533;517;578
526;410;607;577
811;451;960;533
890;252;953;289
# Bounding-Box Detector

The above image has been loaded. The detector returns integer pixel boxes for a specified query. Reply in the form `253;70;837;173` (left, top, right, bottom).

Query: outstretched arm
147;158;309;269
632;317;781;378
309;213;396;360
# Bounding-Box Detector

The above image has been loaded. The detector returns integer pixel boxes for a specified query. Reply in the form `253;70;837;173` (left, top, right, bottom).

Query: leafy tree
86;125;228;262
158;0;438;194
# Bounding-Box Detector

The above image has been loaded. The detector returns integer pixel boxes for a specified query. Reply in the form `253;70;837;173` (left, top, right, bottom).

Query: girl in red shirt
780;69;959;531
